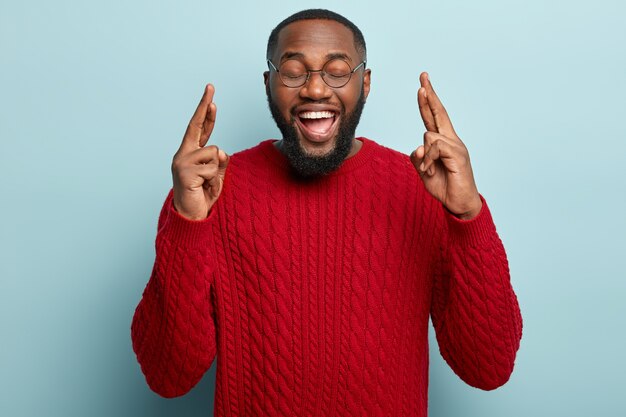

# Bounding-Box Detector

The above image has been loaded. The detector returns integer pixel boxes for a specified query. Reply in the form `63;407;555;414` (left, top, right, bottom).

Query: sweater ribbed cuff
159;198;216;248
444;195;497;247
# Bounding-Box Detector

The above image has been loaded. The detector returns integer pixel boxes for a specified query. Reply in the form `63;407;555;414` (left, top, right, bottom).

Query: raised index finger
181;84;216;151
419;72;456;138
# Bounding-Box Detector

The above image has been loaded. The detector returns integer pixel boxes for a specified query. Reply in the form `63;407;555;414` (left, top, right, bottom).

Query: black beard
266;90;366;179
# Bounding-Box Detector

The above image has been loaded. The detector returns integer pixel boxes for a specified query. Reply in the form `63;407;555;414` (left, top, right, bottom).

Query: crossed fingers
414;72;467;176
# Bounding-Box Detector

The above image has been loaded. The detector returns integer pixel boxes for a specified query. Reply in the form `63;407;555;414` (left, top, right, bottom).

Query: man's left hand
410;72;482;220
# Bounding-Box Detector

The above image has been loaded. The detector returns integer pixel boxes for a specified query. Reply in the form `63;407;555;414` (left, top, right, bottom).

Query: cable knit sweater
131;137;522;417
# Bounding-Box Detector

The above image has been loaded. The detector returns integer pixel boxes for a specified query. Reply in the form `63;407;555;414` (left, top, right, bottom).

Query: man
131;8;522;417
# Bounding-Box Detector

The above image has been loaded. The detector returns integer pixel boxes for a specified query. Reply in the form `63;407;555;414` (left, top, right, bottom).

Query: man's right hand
171;84;229;220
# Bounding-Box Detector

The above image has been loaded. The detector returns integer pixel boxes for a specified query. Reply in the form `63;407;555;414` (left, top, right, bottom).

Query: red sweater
131;137;522;417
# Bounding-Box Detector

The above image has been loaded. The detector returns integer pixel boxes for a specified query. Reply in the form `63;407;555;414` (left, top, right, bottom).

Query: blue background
1;0;625;415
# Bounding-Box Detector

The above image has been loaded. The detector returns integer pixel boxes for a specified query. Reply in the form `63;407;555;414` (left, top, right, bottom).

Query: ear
362;68;371;100
263;71;270;95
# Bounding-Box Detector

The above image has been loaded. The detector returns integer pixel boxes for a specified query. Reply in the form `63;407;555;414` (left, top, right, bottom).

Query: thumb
410;145;426;175
218;149;230;177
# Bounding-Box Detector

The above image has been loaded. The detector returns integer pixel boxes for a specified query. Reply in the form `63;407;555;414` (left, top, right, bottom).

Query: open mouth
294;110;340;143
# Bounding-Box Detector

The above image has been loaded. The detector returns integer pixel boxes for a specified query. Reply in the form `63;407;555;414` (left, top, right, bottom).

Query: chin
266;89;365;178
297;136;338;157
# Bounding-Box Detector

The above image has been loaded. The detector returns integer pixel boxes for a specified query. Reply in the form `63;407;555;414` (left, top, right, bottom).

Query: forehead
273;19;358;62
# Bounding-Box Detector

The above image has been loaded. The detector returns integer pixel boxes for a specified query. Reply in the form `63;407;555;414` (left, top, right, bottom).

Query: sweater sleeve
131;190;219;398
430;195;523;390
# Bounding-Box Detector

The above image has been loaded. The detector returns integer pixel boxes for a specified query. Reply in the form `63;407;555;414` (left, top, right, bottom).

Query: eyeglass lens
279;59;354;88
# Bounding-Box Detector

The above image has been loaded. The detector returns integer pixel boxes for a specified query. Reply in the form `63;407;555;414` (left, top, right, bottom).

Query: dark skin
171;83;229;221
171;19;482;220
263;20;370;159
412;72;482;220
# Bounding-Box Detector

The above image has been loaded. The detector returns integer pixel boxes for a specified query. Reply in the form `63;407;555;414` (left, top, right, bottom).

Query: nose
299;71;333;101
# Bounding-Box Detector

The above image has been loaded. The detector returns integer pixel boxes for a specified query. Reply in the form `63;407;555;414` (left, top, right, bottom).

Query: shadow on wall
92;236;219;417
127;361;217;417
137;364;217;417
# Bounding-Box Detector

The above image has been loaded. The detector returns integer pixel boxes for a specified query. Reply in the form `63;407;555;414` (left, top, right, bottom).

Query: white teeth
299;111;335;119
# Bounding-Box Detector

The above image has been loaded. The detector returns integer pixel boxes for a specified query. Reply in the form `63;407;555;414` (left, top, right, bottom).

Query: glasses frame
267;58;367;88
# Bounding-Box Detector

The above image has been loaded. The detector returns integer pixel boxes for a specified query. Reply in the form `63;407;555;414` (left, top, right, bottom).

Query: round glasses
267;59;366;88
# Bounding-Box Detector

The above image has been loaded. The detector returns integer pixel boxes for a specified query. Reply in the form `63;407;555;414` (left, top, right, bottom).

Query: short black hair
266;9;366;61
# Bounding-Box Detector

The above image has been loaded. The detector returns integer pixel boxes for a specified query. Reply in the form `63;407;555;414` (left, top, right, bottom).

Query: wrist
157;192;216;248
450;195;482;221
172;199;210;221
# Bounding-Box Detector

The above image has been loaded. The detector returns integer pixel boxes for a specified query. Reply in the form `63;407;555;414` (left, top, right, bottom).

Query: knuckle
172;151;192;169
201;145;219;159
171;157;183;172
205;165;219;177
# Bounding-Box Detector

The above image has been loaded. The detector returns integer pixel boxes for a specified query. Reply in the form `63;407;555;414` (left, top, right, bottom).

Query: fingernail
419;162;425;172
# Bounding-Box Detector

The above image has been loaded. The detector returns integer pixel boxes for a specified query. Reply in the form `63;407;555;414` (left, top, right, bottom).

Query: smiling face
264;19;371;177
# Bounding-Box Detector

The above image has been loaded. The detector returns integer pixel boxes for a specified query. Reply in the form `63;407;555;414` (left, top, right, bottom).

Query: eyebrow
279;51;354;63
325;52;352;62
